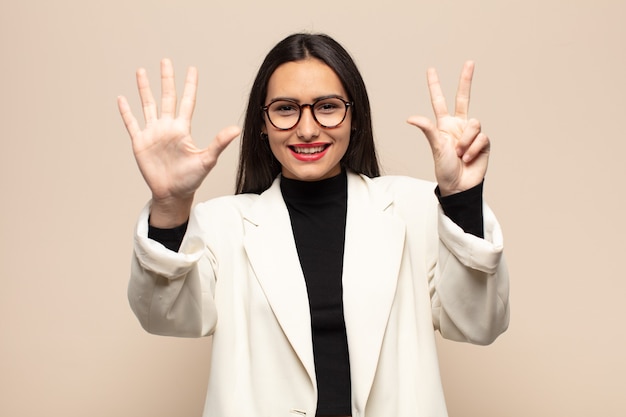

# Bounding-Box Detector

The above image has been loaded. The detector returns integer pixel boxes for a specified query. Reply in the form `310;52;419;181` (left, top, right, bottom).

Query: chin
283;166;337;182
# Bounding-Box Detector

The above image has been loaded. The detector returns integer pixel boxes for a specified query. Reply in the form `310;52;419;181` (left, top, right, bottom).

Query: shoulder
346;172;440;225
182;194;261;249
192;176;283;226
371;174;435;194
352;172;437;202
193;193;259;222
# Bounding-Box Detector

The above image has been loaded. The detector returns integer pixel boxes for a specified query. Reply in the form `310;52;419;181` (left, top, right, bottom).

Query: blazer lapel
242;178;316;384
242;173;407;406
342;172;407;407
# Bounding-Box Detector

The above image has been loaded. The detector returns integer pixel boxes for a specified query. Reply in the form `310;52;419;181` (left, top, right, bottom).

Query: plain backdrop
1;0;625;416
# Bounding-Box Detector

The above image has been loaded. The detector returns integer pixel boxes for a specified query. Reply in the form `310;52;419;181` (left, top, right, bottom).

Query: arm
408;62;509;344
429;202;509;345
118;59;239;335
436;181;484;238
148;220;188;252
128;203;218;337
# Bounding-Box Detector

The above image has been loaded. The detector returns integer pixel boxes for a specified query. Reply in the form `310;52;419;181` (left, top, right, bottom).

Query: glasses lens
267;101;300;130
313;98;348;128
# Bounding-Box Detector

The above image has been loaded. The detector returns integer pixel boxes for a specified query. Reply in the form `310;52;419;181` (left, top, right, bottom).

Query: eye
315;99;342;114
270;101;299;116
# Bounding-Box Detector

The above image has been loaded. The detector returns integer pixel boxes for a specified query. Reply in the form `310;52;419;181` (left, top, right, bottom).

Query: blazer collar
242;172;406;404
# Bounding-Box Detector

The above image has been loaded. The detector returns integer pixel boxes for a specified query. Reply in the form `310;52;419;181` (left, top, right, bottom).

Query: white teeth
293;146;325;154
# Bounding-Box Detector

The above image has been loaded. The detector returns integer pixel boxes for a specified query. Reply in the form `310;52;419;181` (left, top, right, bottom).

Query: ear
261;113;270;133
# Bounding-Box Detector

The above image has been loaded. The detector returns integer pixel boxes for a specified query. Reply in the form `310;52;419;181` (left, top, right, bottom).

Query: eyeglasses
262;96;353;130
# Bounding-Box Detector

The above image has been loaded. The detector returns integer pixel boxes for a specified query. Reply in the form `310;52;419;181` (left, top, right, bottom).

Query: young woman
118;33;509;417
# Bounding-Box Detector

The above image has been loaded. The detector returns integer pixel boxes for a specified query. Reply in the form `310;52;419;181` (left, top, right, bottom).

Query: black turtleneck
280;170;351;416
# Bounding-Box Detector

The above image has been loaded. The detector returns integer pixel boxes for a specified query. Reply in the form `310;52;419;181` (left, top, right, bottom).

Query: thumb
407;115;440;151
203;125;241;168
212;125;241;153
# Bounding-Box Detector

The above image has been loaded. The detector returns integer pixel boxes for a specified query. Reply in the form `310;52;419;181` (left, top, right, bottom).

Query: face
263;58;352;182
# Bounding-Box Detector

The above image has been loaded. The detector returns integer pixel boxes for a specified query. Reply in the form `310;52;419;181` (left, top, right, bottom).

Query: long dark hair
235;33;380;194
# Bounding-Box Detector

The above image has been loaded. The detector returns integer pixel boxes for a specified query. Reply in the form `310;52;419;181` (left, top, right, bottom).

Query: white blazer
129;171;509;417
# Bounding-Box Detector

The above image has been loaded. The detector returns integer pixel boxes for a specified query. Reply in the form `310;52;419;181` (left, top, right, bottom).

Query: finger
117;95;141;141
179;66;198;123
461;132;490;163
425;67;449;119
407;115;442;151
455;118;481;158
136;67;157;124
203;126;242;168
160;58;177;118
455;61;474;119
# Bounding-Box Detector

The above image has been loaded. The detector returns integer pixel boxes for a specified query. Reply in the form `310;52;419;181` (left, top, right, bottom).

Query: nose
296;105;320;141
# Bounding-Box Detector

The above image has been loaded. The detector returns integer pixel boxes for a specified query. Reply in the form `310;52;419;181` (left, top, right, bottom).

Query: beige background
1;0;625;416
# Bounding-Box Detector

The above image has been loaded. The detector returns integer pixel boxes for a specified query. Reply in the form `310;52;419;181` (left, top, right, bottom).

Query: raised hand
407;61;489;196
118;59;240;227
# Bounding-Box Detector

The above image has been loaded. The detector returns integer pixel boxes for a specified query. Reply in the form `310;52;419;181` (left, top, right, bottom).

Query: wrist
149;195;193;228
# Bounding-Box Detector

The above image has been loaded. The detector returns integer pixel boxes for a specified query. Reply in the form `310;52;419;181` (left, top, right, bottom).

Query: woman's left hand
407;61;489;196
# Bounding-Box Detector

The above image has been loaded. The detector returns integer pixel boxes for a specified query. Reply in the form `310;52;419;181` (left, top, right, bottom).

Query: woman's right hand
117;59;240;227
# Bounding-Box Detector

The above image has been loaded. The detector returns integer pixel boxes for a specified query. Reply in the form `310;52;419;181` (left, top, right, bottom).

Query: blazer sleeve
127;202;219;338
429;202;510;345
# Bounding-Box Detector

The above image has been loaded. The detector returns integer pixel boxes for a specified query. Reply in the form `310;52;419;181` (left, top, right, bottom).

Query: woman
118;33;509;417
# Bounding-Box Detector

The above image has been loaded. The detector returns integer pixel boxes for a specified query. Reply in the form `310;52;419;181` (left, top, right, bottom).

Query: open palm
117;59;240;226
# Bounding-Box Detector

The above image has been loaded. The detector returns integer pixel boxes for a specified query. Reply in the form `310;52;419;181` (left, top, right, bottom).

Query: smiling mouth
289;144;329;154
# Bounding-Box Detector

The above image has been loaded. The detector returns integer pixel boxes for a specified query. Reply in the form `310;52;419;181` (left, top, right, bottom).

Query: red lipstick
289;143;330;162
